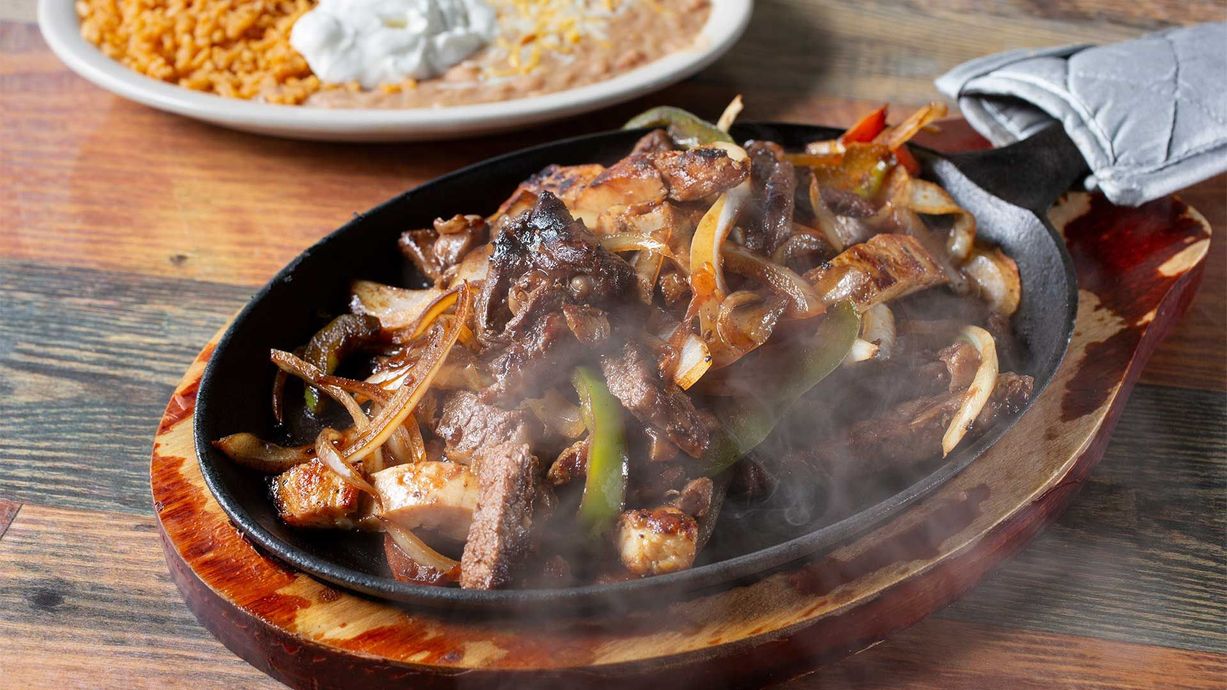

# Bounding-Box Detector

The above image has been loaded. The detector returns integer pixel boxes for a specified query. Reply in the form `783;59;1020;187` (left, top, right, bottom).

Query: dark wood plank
0;260;248;514
903;0;1225;30
939;384;1227;652
0;504;279;688
779;619;1227;690
698;0;1171;105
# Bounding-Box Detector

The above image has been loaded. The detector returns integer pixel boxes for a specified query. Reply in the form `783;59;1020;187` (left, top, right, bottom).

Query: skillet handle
944;124;1090;215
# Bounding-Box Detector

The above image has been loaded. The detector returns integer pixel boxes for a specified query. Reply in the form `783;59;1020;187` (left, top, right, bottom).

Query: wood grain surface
0;0;1223;687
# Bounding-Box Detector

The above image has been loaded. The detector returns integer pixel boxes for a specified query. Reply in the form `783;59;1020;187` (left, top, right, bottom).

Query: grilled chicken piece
808;233;947;311
616;507;698;576
573;155;669;219
572;147;749;221
272;460;362;529
651;147;750;202
371;461;478;542
460;442;540;589
435;390;535;464
494;164;606;226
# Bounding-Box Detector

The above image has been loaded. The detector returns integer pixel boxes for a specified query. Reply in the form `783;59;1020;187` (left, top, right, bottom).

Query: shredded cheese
486;0;630;77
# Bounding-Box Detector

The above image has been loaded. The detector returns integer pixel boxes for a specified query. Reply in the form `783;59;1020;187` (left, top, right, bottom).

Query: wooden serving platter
150;190;1211;688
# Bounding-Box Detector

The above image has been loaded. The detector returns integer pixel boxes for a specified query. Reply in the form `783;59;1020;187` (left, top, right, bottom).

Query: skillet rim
192;123;1077;612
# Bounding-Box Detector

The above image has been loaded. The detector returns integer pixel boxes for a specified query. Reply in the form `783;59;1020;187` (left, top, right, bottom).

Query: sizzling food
215;102;1033;588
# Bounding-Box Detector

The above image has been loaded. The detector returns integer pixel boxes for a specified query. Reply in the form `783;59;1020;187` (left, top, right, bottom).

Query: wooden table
1;0;1223;687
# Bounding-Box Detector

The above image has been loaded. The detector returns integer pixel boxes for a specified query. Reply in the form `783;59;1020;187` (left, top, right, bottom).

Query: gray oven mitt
935;22;1227;206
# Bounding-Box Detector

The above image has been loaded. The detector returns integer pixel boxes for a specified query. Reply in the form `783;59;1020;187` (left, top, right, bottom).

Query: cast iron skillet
193;122;1088;615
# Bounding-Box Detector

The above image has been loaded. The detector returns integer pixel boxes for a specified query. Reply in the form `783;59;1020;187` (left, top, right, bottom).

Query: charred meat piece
830;371;1035;473
477;193;637;401
650;147;750;202
383;533;458;586
482;284;576;402
399;215;488;286
808;233;947;311
630;128;676;156
371;461;478;542
435;390;535;463
477;192;635;336
575;155;669;215
547;438;588;486
671;476;714;518
460;442;540;589
482;321;575;401
495;164;606;224
744;140;797;254
938;340;981;392
561;304;611;344
600;341;712;458
819;184;879;219
272;460;362;529
616;507;698;576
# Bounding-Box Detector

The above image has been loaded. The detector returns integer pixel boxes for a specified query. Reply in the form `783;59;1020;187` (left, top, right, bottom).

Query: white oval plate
39;0;752;142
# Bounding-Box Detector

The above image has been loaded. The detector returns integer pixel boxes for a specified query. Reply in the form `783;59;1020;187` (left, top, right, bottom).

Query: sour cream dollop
290;0;498;88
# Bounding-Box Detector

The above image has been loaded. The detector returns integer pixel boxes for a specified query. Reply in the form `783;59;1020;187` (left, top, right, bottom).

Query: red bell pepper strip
893;143;922;175
840;105;888;144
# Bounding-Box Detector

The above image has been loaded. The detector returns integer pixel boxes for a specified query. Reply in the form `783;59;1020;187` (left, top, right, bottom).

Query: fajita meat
478;191;636;337
399;214;488;286
600;341;712;458
808;233;947;310
272;459;363;529
222;103;1038;590
435;390;536;463
460;442;541;589
745;140;797;254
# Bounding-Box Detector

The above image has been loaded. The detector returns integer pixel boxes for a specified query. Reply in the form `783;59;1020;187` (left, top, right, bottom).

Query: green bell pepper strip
572;366;629;537
302;313;381;414
705;301;861;473
623;106;735;148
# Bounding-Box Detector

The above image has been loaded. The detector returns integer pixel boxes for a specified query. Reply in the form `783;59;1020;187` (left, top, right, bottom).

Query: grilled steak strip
460;442;540;589
600;341;712;458
435;390;535;463
745;140;797;254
